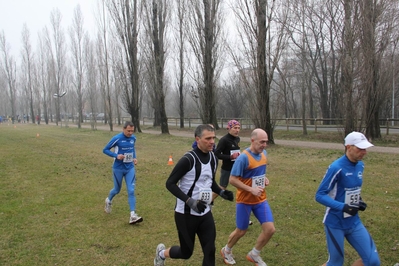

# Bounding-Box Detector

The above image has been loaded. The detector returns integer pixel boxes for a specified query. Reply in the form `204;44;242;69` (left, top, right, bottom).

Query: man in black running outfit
154;124;234;266
212;119;241;202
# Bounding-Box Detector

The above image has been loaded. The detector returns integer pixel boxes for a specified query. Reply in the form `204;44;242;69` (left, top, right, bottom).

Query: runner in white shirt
154;124;234;266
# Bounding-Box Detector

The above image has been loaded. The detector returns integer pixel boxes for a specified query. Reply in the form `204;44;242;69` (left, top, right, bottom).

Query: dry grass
0;123;398;265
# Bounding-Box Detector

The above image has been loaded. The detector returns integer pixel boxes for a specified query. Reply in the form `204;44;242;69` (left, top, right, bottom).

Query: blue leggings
108;167;136;211
324;223;380;266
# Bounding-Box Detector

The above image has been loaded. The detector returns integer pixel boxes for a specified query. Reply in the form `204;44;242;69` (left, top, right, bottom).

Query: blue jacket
103;132;137;170
315;155;363;229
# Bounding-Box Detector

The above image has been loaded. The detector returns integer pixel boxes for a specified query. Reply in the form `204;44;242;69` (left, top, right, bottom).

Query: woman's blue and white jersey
103;132;136;170
315;155;364;230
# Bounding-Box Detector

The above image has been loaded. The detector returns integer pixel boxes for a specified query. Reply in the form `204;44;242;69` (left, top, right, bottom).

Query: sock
225;245;232;253
130;211;135;216
159;250;165;260
251;248;260;256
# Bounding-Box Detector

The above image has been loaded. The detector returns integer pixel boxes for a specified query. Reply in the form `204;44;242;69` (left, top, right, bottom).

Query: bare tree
174;0;187;128
230;0;289;143
142;0;169;133
185;0;226;128
109;44;124;126
294;0;310;135
95;32;109;125
359;0;396;139
46;9;67;126
83;36;99;130
254;0;270;134
69;5;87;129
0;31;17;122
0;70;8;116
288;1;343;126
218;78;247;118
97;0;114;131
107;0;142;132
37;29;57;125
341;0;357;134
20;24;36;124
275;58;299;119
36;33;47;123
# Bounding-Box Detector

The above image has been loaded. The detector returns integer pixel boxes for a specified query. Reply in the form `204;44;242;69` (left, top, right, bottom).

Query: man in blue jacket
103;121;142;225
315;132;380;266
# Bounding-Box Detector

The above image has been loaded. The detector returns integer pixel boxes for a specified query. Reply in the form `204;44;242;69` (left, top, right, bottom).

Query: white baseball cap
344;132;374;149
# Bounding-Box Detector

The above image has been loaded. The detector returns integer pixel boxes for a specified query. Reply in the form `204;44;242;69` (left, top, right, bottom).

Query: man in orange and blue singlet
220;128;275;266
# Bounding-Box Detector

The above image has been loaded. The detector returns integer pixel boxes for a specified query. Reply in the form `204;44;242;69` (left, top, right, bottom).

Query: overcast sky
0;0;97;56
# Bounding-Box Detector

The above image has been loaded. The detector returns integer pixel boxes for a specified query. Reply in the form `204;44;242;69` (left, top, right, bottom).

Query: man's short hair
195;124;215;137
123;121;134;129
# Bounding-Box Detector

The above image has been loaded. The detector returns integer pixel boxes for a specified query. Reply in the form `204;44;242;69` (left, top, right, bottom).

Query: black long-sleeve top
214;133;240;171
166;148;222;203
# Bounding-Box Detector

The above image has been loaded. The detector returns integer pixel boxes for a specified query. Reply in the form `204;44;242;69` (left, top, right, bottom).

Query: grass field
0;123;398;266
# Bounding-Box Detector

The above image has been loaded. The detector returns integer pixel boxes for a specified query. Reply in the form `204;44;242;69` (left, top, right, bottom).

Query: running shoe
154;243;165;266
104;198;112;213
246;251;267;266
129;213;143;224
221;247;236;265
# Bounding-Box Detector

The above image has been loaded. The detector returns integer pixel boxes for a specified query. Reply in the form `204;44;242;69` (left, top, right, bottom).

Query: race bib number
123;152;134;163
252;175;265;188
199;188;212;204
230;149;240;161
343;189;361;218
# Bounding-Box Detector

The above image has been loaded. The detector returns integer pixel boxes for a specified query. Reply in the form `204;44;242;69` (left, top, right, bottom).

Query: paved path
141;129;399;154
42;122;399;154
273;139;399;154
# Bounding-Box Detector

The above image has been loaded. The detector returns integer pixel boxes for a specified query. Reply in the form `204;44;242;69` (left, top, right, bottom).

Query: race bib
252;175;265;188
230;149;240;161
343;189;361;218
123;152;134;163
199;188;212;204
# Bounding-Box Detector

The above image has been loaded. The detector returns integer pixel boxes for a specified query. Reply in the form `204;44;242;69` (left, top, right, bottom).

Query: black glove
343;204;359;216
220;190;234;201
186;198;207;213
359;199;367;211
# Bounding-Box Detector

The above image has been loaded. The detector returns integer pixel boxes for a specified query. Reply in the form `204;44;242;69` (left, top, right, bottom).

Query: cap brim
354;141;374;149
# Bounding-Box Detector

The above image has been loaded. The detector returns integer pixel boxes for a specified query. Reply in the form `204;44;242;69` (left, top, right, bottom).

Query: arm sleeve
212;156;222;194
133;136;137;159
315;166;345;211
214;137;230;160
165;155;193;203
212;179;223;194
103;137;118;158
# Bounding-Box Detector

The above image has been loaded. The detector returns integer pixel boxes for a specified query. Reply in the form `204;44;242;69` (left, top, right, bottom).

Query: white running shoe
221;247;236;265
104;198;112;213
154;243;166;266
129;212;143;224
246;251;267;266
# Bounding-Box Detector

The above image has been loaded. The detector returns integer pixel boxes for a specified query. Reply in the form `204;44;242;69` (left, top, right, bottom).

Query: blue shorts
324;223;380;266
236;201;274;230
